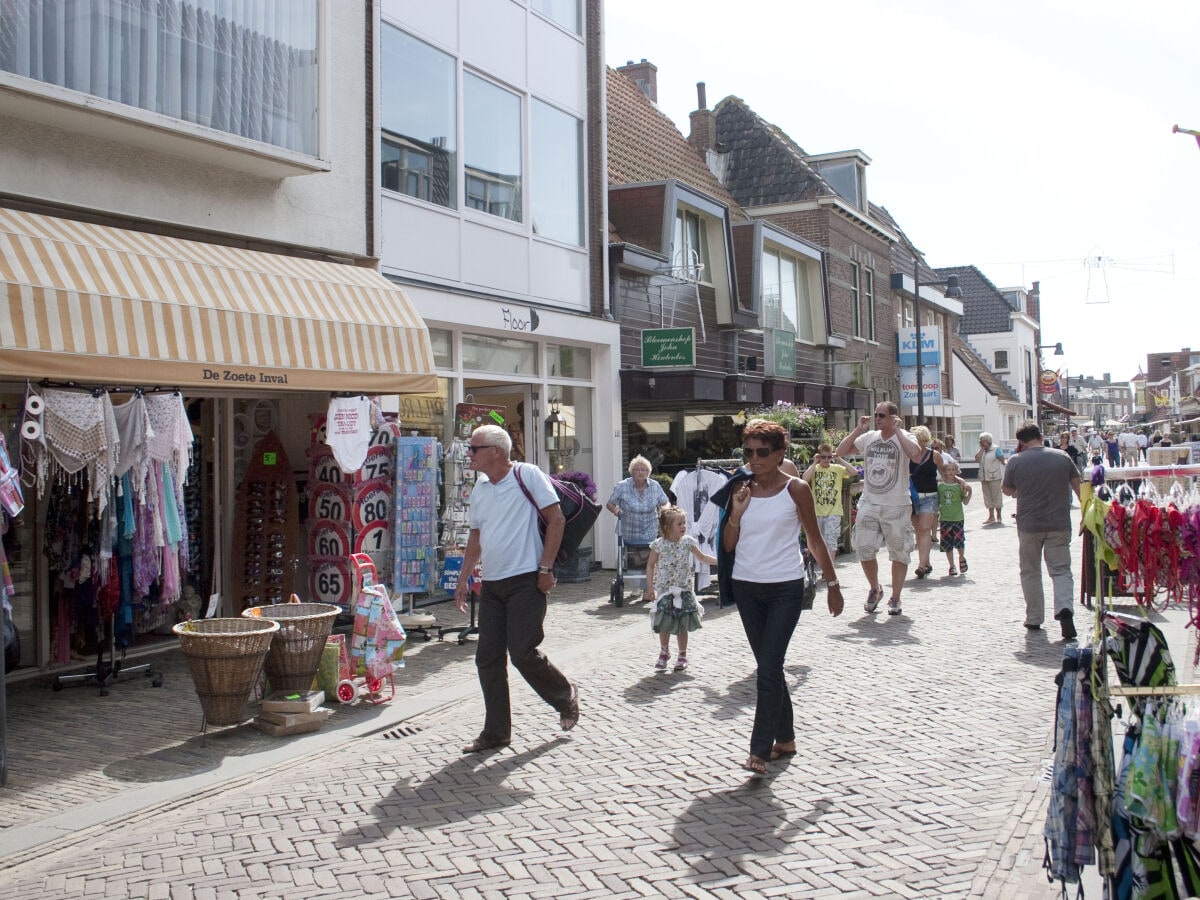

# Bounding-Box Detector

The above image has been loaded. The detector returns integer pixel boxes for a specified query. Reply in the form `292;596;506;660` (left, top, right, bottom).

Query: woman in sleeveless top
716;419;843;776
909;426;943;579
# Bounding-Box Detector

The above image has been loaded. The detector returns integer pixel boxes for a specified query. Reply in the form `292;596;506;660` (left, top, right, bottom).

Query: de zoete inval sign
641;328;695;368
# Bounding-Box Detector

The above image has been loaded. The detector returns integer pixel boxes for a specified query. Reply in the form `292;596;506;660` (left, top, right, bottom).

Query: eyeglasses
466;444;492;454
742;446;775;458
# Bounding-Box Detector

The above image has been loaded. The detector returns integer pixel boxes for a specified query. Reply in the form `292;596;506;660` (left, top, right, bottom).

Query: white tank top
731;484;803;583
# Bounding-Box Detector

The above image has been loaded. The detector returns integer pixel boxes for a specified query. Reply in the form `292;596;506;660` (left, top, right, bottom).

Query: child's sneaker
654;650;669;670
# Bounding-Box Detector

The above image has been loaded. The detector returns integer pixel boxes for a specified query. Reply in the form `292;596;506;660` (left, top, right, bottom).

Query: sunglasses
874;412;889;418
817;455;832;460
742;446;776;458
466;445;492;454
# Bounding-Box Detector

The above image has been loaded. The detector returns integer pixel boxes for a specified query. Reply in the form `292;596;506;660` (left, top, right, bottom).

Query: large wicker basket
243;602;340;693
173;618;280;726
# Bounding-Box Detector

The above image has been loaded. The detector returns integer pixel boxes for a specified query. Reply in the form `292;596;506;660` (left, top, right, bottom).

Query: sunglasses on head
742;446;775;458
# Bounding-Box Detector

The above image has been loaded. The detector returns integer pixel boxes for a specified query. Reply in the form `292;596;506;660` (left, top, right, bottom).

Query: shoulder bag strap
511;464;547;525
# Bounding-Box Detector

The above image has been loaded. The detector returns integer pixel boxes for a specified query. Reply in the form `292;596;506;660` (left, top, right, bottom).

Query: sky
603;0;1200;388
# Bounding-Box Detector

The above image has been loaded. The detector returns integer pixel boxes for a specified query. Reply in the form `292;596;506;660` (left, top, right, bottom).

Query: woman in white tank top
718;419;844;776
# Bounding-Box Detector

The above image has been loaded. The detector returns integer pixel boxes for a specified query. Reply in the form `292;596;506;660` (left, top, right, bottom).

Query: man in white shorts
836;403;927;616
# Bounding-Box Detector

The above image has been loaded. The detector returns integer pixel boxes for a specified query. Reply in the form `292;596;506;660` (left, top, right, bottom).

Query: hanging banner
896;327;941;367
899;367;942;408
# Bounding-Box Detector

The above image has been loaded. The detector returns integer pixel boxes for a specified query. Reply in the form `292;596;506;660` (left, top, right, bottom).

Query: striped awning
0;207;436;393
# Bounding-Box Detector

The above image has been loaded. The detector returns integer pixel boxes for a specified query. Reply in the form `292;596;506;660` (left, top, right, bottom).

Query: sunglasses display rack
232;430;300;614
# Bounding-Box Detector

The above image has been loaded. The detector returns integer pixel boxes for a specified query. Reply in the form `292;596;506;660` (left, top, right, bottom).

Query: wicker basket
243;602;340;693
173;618;280;726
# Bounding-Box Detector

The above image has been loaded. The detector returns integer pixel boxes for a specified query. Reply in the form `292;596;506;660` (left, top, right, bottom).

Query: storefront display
393;436;439;594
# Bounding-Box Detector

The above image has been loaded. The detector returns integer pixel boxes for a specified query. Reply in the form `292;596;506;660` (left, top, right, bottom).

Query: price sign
353;484;392;531
311;451;346;485
310;484;348;522
307;519;350;558
358;445;393;484
309;558;351;608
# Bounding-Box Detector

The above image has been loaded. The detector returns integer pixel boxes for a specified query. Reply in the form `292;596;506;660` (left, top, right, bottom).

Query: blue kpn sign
896;326;941;366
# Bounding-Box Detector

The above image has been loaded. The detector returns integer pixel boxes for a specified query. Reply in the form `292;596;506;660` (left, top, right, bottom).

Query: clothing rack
52;614;164;696
1107;684;1200;697
1087;463;1200;480
36;379;181;396
696;458;744;471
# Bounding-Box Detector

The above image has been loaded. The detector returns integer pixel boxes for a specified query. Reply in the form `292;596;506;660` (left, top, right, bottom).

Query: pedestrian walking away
606;454;670;600
1002;420;1082;641
937;460;972;576
836;402;926;616
454;424;579;753
712;419;843;777
908;426;944;581
801;442;857;564
975;432;1007;524
643;506;716;672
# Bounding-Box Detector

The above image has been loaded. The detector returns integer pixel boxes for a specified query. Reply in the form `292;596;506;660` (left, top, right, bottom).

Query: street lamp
892;262;962;424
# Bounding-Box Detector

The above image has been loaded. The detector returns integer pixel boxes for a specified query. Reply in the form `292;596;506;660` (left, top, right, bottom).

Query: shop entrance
463;383;535;465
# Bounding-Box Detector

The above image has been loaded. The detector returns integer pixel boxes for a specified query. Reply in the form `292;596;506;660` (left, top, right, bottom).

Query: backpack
513;465;601;566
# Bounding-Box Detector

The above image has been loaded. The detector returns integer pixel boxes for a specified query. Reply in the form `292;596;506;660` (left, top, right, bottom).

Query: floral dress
649;535;704;635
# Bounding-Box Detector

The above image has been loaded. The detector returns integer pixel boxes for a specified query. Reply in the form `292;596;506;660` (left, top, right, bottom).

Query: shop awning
0;207;436;393
1039;397;1076;416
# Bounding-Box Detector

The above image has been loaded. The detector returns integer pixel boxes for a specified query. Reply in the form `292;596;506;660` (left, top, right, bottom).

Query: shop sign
1039;369;1061;394
641;328;695;368
899;367;942;407
896;327;941;366
500;306;540;333
771;329;796;379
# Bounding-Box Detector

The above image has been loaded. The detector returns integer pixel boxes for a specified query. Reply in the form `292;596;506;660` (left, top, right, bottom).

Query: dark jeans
476;572;573;741
732;578;804;759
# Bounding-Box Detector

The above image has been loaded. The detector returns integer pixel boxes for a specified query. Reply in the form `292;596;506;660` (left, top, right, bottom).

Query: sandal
960;559;968;572
864;587;883;613
654;650;669;670
673;655;688;672
915;565;931;579
888;596;903;616
560;684;580;732
948;566;957;576
769;742;797;761
741;755;767;775
462;734;511;754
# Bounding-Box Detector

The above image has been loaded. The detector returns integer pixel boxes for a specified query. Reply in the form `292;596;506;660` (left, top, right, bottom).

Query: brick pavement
0;498;1186;898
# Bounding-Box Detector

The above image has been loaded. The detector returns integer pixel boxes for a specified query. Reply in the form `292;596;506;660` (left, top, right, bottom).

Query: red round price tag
307;519;350;559
352;484;393;531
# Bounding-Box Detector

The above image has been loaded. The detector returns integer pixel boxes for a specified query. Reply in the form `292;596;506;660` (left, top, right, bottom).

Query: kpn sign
896;327;941;367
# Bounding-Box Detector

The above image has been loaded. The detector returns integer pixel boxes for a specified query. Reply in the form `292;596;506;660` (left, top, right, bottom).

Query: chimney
688;81;717;154
617;58;657;102
1026;280;1041;324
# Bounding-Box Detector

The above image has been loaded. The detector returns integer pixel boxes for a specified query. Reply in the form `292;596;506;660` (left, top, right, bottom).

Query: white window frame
994;349;1010;372
850;263;861;337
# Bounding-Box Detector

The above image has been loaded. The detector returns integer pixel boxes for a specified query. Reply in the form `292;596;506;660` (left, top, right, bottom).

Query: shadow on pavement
335;737;570;850
671;784;833;869
1013;628;1072;668
828;614;921;647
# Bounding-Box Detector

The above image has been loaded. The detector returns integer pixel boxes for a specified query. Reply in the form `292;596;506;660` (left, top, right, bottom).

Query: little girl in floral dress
643;506;717;671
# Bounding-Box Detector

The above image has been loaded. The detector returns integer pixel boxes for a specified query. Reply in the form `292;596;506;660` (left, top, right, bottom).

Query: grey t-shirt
1001;446;1077;532
854;429;914;509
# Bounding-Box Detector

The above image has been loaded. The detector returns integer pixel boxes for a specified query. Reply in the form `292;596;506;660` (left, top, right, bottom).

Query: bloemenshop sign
641;328;695;368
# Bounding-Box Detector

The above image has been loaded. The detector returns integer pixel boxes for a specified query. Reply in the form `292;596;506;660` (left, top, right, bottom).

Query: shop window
381;27;457;209
428;329;453;369
546;344;591;379
464;73;522;222
531;100;583;245
1;0;320;155
461;334;537;375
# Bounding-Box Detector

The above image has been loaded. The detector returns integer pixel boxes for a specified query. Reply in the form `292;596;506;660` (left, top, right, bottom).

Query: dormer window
808;150;871;213
673;209;711;283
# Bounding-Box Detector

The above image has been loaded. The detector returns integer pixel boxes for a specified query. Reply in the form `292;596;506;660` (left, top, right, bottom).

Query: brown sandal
741;755;767;775
769;742;797;761
462;735;510;754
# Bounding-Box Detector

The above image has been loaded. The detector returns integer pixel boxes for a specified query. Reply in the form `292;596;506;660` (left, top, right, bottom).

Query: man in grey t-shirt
1002;421;1081;639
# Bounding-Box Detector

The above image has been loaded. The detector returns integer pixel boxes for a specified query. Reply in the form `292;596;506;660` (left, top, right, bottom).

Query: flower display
556;470;598;500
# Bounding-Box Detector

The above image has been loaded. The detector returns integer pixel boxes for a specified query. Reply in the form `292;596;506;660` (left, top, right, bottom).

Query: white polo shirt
469;462;558;580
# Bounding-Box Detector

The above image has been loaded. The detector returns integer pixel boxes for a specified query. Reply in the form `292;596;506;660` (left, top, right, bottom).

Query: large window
0;0;318;155
762;247;814;343
381;27;456;208
531;100;583;245
850;263;862;337
461;334;537;375
673;210;711;282
863;269;876;341
532;0;580;33
464;73;522;222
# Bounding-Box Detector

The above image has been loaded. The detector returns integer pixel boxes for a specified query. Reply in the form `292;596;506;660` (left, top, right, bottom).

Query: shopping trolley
608;523;651;608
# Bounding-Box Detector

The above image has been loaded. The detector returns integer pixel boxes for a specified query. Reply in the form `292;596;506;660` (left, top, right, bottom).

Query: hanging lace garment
39;389;120;518
145;393;191;488
111;393;154;491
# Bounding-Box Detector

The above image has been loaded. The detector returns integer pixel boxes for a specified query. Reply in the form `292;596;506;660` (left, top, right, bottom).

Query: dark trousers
476;572;572;740
732;578;804;759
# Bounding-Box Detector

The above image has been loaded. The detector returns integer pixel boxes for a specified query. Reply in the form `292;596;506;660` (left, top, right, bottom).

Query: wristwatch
537;565;554;575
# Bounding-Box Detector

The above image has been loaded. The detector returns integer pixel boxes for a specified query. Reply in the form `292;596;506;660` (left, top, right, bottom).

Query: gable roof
710;96;833;208
951;332;1021;402
606;67;744;217
936;264;1016;334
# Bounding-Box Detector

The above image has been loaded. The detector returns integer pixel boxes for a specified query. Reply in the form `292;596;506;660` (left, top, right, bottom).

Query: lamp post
906;260;962;425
